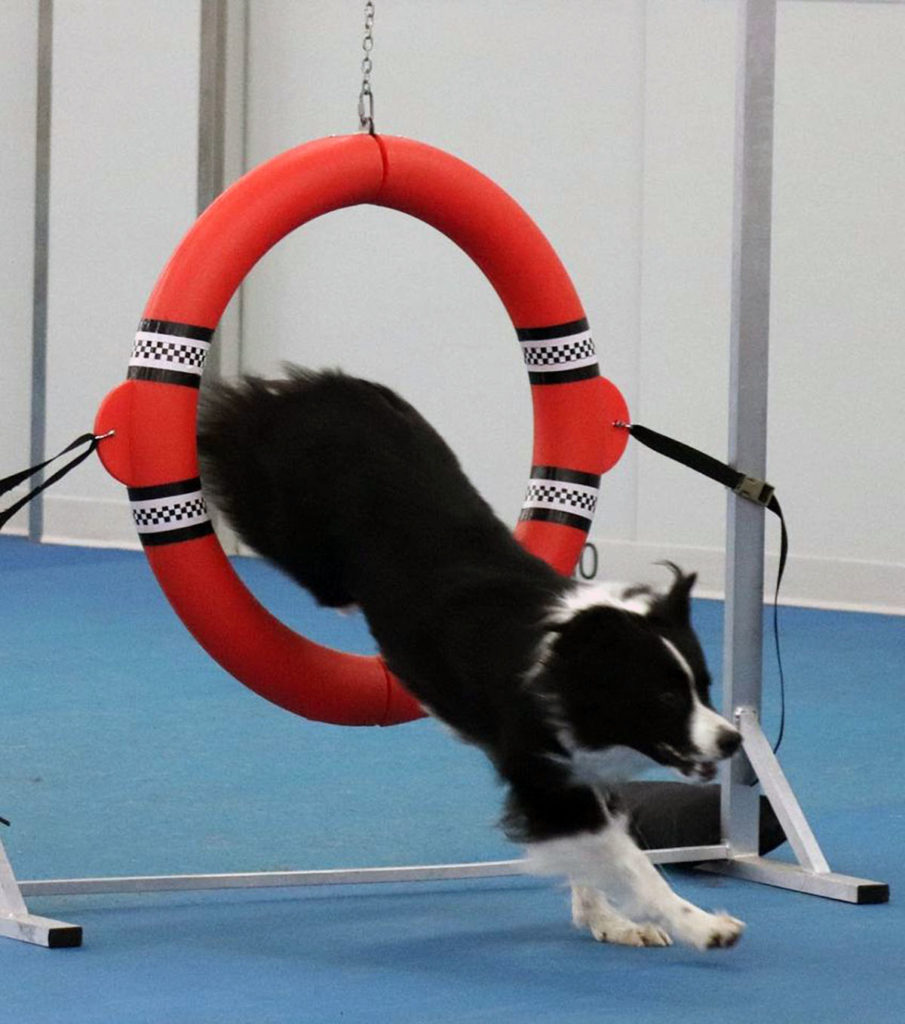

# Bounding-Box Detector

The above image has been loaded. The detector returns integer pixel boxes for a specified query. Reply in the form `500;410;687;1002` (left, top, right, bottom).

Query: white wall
769;0;905;606
0;1;202;543
240;0;904;611
2;1;903;612
39;0;202;543
629;0;738;577
242;0;646;541
0;5;39;533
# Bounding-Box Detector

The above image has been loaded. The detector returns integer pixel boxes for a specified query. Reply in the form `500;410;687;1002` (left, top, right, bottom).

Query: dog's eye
659;692;687;713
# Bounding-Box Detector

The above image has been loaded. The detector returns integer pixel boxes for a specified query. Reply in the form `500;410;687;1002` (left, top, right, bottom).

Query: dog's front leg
528;810;744;951
571;885;672;947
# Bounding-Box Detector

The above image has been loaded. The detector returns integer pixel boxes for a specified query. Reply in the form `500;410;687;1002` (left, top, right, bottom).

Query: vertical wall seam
630;0;649;545
197;0;227;219
197;0;228;383
29;0;54;543
236;0;250;374
197;0;247;556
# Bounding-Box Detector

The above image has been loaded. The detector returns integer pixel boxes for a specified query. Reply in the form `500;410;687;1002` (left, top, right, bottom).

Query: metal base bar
0;913;82;949
698;857;889;904
18;845;731;899
1;838;81;948
22;861;526;897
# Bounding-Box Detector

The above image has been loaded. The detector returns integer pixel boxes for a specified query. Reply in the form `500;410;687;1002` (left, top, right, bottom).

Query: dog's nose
717;727;742;759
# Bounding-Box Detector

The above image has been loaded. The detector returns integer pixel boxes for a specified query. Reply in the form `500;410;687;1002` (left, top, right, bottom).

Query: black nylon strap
627;423;746;492
623;422;787;585
0;432;111;531
621;421;789;753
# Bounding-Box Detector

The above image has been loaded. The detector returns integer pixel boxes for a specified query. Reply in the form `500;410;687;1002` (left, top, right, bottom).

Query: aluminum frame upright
721;0;778;863
700;0;887;904
27;0;53;543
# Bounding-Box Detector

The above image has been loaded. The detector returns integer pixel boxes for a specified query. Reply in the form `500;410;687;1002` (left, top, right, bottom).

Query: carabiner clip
358;86;375;135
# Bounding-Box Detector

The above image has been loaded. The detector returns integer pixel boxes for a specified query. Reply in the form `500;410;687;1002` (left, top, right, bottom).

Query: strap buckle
734;474;775;506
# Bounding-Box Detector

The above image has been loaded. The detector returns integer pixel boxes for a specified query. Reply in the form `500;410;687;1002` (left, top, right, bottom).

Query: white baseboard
10;495;903;616
36;493;240;553
39;493;140;550
585;537;905;616
0;486;31;536
0;489;137;546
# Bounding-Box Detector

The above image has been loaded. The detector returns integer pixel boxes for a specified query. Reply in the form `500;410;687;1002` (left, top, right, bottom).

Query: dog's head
539;566;741;784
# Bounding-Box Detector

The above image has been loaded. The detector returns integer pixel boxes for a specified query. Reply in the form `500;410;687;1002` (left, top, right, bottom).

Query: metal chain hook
358;1;376;134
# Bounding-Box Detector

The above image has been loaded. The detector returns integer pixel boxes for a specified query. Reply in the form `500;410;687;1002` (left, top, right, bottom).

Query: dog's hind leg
571;885;671;948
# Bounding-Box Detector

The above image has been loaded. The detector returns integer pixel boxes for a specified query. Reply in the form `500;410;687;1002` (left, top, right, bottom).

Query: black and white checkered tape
519;466;600;533
128;320;213;388
127;478;213;547
515;318;601;532
517;318;598;385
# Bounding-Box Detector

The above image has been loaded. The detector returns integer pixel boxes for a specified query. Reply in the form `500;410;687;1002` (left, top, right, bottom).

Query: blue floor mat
1;536;902;1023
11;870;903;1024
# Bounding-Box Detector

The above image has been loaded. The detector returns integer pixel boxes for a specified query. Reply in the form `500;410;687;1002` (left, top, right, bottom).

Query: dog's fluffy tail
197;365;386;565
197;369;318;554
196;365;436;606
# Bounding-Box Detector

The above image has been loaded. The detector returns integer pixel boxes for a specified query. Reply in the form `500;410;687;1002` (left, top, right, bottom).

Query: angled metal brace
697;709;888;903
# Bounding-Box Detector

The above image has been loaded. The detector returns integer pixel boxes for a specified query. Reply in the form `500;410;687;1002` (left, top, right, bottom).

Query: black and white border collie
199;368;744;951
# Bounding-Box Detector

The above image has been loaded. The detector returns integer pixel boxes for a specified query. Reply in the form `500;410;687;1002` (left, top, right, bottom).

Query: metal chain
358;1;376;134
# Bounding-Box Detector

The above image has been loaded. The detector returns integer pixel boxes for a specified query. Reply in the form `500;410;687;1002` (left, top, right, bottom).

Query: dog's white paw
589;919;673;948
671;905;745;950
573;892;672;948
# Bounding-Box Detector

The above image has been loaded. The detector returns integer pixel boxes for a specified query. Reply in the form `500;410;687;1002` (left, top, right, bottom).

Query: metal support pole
27;0;54;543
720;0;777;858
711;0;887;902
198;0;247;554
198;0;229;384
197;0;248;386
198;0;229;217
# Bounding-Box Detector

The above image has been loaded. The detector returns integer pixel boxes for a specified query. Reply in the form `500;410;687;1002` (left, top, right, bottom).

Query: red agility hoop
94;134;629;727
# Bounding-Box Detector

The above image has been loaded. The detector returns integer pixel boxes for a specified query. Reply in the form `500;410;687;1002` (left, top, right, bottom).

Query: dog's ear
548;605;641;657
548;604;624;634
650;562;697;625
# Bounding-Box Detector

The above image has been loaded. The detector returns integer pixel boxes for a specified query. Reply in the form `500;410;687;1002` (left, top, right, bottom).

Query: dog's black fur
198;368;738;849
